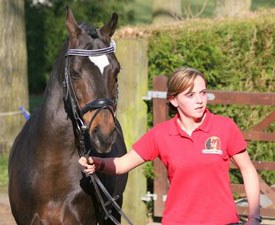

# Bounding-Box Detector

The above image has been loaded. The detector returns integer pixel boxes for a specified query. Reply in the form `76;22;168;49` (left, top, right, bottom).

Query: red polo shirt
133;109;247;225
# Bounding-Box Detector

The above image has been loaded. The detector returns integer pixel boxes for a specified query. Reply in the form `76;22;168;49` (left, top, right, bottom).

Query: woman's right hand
79;156;96;175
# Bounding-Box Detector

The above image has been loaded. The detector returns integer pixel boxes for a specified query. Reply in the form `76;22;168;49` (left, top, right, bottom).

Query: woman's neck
177;112;206;136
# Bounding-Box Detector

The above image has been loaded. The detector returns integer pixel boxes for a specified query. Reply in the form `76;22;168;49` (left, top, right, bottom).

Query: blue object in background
19;106;31;120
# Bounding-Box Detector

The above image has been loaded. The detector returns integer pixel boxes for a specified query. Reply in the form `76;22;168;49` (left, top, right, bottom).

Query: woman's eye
186;93;194;98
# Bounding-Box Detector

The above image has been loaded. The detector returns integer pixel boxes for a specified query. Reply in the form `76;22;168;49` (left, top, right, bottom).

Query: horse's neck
36;84;75;154
39;44;72;132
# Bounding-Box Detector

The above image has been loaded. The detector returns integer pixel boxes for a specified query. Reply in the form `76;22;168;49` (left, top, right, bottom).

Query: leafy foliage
148;18;275;92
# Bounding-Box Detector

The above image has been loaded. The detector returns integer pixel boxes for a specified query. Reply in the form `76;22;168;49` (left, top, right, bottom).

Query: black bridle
63;40;117;146
63;40;133;225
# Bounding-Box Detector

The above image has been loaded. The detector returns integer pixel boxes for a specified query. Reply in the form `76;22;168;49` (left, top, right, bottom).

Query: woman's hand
79;156;96;175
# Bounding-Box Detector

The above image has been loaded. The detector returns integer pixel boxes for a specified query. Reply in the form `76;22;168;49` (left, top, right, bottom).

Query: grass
0;153;9;190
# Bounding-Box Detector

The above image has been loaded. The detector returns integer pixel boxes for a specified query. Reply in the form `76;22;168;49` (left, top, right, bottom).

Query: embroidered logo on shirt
202;136;222;154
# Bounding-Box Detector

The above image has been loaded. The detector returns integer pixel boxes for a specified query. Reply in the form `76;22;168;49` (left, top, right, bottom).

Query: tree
215;0;252;18
152;0;183;24
0;0;28;153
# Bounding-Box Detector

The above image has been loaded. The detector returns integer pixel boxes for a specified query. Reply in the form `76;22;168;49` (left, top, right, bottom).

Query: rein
63;40;133;225
90;173;133;225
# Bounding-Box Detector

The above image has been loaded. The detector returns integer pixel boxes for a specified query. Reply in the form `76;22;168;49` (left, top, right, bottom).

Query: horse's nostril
93;126;99;134
92;125;116;140
90;124;117;152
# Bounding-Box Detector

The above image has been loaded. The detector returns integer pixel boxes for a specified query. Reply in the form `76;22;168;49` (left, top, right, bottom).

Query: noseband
63;40;117;155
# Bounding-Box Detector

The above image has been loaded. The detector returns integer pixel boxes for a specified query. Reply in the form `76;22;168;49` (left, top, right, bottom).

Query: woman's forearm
232;151;261;221
241;165;261;218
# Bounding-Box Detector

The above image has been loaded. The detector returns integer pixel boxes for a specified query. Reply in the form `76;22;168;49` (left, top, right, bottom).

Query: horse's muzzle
88;110;117;153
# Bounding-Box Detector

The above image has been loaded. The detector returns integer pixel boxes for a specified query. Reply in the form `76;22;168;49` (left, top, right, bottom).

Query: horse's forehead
88;55;109;74
72;28;119;79
85;39;118;74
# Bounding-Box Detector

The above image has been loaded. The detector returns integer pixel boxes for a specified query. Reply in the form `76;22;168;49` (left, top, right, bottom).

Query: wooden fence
151;75;275;220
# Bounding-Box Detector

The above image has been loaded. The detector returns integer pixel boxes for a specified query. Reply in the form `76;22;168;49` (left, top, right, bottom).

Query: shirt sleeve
132;128;160;161
227;118;247;156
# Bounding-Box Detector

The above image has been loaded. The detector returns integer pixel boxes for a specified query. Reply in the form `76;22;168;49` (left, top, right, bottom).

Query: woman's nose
195;94;203;103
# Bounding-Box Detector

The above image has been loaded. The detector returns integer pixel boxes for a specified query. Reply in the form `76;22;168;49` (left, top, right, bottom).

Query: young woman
79;67;261;225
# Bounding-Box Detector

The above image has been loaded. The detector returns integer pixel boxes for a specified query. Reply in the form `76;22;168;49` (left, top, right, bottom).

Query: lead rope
82;145;133;224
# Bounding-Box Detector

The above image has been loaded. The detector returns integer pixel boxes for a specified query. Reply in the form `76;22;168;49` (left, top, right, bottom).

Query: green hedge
146;15;275;184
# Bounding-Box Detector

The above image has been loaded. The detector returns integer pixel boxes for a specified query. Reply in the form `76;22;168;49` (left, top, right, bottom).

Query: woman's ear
169;97;178;108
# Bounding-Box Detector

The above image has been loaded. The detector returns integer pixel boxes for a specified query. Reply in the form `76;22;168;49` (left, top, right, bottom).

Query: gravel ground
0;192;16;225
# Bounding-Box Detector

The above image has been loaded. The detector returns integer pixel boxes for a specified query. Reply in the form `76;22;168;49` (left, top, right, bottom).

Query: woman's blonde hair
167;67;207;112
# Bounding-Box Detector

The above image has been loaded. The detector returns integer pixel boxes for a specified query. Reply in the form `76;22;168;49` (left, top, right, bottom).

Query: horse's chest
38;190;97;225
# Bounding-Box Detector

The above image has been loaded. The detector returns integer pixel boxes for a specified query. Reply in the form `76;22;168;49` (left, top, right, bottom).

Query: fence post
152;75;169;217
116;38;148;224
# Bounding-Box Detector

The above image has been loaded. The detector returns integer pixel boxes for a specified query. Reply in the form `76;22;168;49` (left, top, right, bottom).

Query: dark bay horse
9;7;128;225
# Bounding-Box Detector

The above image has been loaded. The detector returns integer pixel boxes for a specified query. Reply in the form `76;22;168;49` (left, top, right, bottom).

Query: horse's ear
65;6;81;46
99;13;118;37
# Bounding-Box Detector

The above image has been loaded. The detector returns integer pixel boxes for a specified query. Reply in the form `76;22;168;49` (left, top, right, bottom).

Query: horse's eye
70;70;80;80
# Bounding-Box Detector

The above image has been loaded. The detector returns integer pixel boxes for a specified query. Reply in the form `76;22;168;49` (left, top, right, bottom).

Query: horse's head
63;7;121;154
